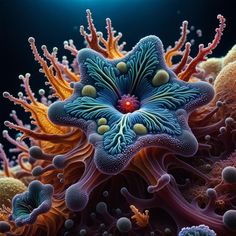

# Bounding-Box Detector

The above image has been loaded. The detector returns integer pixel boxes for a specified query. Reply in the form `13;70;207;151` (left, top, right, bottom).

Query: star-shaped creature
48;36;214;174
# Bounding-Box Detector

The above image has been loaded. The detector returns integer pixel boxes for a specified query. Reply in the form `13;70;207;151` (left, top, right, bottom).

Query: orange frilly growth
80;9;126;59
3;73;81;155
165;14;226;82
165;20;189;67
2;36;83;153
28;37;78;100
130;204;149;228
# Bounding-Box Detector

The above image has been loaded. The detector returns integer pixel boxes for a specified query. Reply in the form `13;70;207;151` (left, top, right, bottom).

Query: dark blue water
0;0;235;147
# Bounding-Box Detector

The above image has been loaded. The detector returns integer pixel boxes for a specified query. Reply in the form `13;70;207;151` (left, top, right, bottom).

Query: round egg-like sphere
97;125;110;135
116;217;132;233
116;62;128;73
223;210;236;231
81;85;97;98
152;69;169;86
98;118;107;126
0;221;10;233
0;177;26;208
222;166;236;184
133;123;148;135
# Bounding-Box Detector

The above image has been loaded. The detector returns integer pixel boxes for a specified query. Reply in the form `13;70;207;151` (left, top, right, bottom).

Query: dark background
0;0;235;152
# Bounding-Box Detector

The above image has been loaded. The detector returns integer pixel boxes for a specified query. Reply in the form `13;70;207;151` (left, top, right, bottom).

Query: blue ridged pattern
65;36;201;155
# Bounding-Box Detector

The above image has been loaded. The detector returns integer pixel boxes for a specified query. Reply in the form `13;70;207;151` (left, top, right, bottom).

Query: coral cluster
1;9;236;236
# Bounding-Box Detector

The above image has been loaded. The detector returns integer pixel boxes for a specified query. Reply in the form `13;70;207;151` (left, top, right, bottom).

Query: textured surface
10;180;53;227
48;35;214;174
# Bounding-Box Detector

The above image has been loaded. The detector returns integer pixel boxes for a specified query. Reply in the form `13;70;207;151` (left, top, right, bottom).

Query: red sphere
117;94;140;113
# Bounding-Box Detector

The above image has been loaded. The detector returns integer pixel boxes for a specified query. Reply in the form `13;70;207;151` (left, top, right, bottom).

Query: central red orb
117;94;140;113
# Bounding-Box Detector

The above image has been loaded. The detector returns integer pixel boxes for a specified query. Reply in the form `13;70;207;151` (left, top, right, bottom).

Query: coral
10;180;53;227
130;205;149;227
178;224;216;236
213;61;236;120
0;177;26;208
80;9;125;59
2;9;236;236
223;44;236;67
199;57;223;78
48;35;214;177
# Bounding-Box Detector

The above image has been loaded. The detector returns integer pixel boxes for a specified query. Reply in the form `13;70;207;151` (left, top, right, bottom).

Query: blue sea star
48;35;214;174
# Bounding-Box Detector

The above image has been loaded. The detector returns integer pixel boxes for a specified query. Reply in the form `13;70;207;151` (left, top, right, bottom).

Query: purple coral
10;180;53;227
178;225;216;236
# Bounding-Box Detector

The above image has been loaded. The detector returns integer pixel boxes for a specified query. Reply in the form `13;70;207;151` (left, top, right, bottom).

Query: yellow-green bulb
133;123;147;135
98;125;110;135
81;85;97;98
98;118;107;126
152;69;169;86
116;62;128;73
0;177;26;208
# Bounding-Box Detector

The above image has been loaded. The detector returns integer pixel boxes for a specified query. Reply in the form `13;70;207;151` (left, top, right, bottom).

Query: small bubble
196;29;202;37
80;229;87;236
100;223;105;229
38;89;45;96
190;39;195;45
103;190;109;197
64;219;74;229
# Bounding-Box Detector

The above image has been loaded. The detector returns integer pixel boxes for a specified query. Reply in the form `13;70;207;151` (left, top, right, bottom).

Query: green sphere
133;123;147;135
81;85;97;98
98;118;107;126
152;69;169;86
116;62;128;73
98;125;110;135
0;177;26;208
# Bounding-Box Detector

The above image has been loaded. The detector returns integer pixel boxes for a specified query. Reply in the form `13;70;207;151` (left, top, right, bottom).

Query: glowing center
117;94;140;114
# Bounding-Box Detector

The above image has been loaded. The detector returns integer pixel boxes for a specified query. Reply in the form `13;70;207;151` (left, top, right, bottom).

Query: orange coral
178;15;225;82
165;15;226;82
28;37;75;100
165;20;189;67
2;67;83;154
130;204;149;227
80;9;125;59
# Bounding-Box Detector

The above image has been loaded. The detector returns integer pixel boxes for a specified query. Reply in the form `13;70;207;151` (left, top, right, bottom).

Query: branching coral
1;9;236;236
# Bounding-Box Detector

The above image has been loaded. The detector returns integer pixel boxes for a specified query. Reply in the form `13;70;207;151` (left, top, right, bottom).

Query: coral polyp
1;8;236;236
10;180;53;227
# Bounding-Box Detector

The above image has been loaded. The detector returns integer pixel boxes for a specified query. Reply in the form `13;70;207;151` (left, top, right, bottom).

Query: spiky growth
117;94;140;114
130;205;149;227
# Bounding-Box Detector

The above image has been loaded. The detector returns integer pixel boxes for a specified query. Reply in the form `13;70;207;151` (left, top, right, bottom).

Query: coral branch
80;9;125;59
179;15;226;81
165;20;189;67
0;144;12;177
130;205;149;227
174;42;191;75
